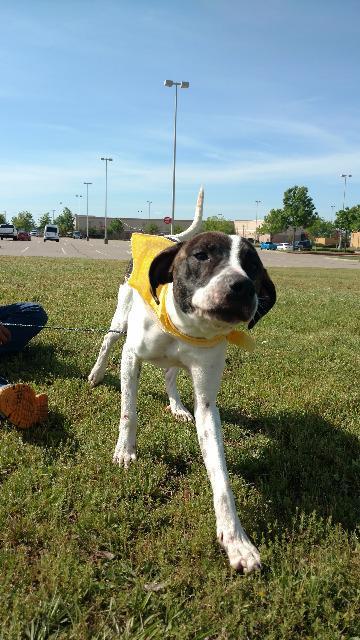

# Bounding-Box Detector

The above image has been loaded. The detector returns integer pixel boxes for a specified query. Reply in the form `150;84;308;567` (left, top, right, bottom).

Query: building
74;215;194;238
315;236;339;247
272;227;308;243
233;219;269;242
350;231;360;249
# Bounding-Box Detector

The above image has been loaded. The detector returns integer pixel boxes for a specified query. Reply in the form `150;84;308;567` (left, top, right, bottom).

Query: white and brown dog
89;188;276;574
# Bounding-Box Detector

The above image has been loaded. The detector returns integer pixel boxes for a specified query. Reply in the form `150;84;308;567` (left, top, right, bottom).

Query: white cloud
0;148;358;197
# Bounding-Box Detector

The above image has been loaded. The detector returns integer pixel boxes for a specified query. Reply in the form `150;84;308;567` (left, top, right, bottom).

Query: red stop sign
163;216;172;224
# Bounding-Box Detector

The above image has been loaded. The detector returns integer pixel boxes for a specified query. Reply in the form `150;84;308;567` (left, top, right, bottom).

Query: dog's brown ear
248;269;276;329
149;242;183;304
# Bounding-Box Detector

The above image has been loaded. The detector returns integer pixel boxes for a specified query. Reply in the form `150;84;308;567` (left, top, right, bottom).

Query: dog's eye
193;251;209;261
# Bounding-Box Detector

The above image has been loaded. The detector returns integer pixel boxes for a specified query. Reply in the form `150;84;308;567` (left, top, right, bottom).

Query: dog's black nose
229;277;255;300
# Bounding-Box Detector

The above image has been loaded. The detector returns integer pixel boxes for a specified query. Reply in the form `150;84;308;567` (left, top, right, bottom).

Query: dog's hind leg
165;367;193;422
88;283;133;388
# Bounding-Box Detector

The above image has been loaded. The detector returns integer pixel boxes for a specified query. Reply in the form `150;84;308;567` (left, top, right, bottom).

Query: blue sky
1;0;359;224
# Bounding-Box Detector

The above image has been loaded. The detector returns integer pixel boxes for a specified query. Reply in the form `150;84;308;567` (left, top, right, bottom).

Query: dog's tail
166;186;204;242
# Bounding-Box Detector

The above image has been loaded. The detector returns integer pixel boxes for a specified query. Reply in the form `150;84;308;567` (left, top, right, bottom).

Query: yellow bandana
127;233;255;352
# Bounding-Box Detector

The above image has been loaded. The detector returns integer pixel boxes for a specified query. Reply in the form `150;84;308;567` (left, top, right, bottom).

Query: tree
257;208;287;237
0;213;6;225
350;205;360;231
203;215;234;234
307;217;336;240
38;213;51;231
55;207;74;236
12;211;35;231
108;219;124;237
258;186;318;246
335;205;360;232
334;205;360;248
145;222;159;235
283;186;318;246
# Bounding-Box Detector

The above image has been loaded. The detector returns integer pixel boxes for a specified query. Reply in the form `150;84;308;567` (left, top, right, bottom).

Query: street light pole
330;204;336;221
75;194;83;231
255;200;261;243
147;200;152;220
52;209;56;223
84;182;92;241
341;173;352;211
101;157;113;244
164;79;189;235
339;173;352;249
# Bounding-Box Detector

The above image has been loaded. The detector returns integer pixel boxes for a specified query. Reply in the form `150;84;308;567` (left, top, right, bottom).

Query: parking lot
0;236;132;261
0;236;359;268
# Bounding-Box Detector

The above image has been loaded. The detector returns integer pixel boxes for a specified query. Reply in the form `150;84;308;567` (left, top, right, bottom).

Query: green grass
0;256;359;640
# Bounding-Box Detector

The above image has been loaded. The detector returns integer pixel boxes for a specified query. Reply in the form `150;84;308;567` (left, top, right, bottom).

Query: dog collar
128;233;255;352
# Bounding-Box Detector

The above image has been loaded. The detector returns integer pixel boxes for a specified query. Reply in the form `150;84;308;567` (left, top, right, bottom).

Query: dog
89;188;276;574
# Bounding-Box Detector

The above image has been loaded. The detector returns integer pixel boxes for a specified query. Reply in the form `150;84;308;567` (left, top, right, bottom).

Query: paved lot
1;237;359;268
0;237;132;260
258;248;360;269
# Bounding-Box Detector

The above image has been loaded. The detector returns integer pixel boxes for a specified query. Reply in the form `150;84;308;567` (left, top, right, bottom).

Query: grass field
0;256;359;640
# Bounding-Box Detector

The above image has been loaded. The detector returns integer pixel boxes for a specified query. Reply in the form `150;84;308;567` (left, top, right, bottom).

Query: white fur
88;191;261;574
191;235;256;321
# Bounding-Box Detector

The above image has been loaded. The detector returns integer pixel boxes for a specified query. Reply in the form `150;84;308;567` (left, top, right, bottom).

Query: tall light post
330;204;336;221
75;194;83;231
341;173;352;211
255;200;261;243
52;209;56;223
101;157;113;244
147;200;152;220
339;173;352;249
164;79;190;235
84;182;92;241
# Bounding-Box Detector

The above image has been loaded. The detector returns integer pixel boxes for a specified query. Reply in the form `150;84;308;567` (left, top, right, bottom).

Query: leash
1;322;124;335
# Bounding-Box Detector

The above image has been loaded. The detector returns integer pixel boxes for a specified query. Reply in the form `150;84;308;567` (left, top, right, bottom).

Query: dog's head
149;232;276;329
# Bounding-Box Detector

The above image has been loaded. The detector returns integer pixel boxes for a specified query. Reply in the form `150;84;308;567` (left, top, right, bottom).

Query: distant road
0;237;359;269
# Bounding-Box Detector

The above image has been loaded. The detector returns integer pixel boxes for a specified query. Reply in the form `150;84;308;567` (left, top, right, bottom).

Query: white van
44;224;60;242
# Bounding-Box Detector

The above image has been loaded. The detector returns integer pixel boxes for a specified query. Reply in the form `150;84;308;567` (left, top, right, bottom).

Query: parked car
260;241;277;250
43;224;60;242
17;231;31;241
0;223;18;240
30;229;39;237
295;239;312;250
72;231;83;239
276;242;292;251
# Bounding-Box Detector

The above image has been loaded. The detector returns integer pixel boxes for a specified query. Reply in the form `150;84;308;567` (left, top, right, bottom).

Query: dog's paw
88;366;105;388
113;443;136;469
218;532;261;575
166;404;194;422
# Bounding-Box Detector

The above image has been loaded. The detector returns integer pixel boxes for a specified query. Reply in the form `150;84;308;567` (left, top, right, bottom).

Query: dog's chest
126;297;187;367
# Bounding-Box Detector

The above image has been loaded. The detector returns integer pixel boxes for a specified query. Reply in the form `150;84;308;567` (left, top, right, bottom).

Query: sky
1;0;359;225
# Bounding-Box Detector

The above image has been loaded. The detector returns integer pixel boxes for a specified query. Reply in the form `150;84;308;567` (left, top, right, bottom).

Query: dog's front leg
89;283;133;388
190;361;261;574
113;343;141;468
